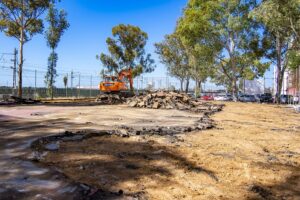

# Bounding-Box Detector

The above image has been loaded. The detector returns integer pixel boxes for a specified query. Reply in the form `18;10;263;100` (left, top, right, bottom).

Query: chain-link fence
0;64;185;99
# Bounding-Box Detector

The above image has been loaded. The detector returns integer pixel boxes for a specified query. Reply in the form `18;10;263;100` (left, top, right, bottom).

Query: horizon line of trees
1;0;299;103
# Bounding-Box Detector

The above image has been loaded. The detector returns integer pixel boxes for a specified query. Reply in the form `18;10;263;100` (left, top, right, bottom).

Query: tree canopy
251;0;300;102
0;0;54;98
155;34;190;92
98;24;155;77
44;2;69;99
177;0;270;99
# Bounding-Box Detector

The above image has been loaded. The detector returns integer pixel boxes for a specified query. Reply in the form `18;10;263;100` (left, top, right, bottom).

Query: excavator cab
99;69;134;96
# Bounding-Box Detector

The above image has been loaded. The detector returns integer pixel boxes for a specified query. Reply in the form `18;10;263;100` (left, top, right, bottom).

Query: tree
251;0;300;103
63;75;68;96
45;2;69;99
0;0;53;98
155;34;190;92
186;44;214;97
177;0;269;100
98;24;155;78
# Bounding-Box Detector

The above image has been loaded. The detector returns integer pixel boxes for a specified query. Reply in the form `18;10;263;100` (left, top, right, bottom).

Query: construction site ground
0;102;299;200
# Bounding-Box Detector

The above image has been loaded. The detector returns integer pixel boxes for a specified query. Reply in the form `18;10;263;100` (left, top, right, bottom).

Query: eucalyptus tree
177;0;269;100
186;44;214;97
155;34;190;92
0;0;54;98
251;0;300;102
98;24;155;78
45;3;69;99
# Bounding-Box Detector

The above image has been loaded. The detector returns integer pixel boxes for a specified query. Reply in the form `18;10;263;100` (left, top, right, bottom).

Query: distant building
274;66;300;96
287;66;300;96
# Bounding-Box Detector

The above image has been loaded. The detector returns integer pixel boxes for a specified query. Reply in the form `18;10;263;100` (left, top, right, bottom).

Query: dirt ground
39;103;300;200
0;102;299;200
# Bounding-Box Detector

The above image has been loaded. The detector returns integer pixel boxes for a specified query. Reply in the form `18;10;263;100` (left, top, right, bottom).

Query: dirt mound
127;91;223;114
95;94;125;104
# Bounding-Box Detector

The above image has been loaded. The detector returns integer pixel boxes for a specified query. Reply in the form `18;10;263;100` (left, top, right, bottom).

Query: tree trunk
180;79;184;92
18;35;24;98
194;79;201;98
275;33;282;104
18;0;25;98
232;78;238;102
51;49;55;100
185;78;190;93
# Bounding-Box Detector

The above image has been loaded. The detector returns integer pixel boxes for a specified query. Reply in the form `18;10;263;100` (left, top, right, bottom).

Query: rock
95;94;124;104
152;102;160;109
45;142;60;151
129;101;137;107
118;129;129;137
138;101;145;107
126;91;224;114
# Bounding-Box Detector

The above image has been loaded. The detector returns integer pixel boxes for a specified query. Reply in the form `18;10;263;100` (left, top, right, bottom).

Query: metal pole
90;75;92;98
71;71;73;97
263;76;266;94
34;70;37;99
13;48;17;90
78;73;81;98
66;73;68;97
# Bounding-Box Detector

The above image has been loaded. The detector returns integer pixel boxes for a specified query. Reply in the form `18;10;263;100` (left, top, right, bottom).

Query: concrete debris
117;117;214;136
127;91;223;114
0;95;40;105
95;94;125;104
294;105;300;113
45;142;60;151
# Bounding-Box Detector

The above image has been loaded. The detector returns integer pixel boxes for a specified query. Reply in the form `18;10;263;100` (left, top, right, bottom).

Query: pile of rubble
127;91;223;114
95;94;125;104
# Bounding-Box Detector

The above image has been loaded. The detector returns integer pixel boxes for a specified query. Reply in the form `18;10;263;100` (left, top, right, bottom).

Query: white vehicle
214;94;232;101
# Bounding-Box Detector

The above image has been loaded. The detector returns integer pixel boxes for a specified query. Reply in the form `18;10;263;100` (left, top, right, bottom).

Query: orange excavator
99;68;134;96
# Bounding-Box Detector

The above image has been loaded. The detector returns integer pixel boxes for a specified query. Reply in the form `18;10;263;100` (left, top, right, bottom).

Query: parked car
280;95;293;104
293;96;299;104
201;94;214;101
255;93;273;103
238;94;256;102
214;94;232;101
254;94;261;102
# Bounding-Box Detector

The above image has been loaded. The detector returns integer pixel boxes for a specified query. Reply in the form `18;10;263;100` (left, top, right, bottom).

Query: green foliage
155;34;190;84
44;2;69;99
63;75;68;87
98;24;155;77
251;0;300;63
45;52;58;97
45;3;69;49
177;0;270;98
0;0;54;97
251;0;300;101
0;0;54;42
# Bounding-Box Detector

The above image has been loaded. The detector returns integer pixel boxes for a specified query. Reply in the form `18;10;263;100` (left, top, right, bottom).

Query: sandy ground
39;103;300;200
0;103;299;200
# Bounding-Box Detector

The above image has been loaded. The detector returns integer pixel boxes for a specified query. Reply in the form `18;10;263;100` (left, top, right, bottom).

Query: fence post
34;70;37;99
78;73;81;98
90;75;92;98
71;71;73;97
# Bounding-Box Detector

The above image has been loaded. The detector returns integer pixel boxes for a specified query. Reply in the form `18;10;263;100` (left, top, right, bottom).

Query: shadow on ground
0;113;217;199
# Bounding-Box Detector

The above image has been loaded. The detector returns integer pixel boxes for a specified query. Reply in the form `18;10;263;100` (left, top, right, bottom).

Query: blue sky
0;0;273;90
0;0;186;78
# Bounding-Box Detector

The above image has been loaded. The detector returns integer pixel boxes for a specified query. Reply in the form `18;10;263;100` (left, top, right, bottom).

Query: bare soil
41;103;300;200
0;103;299;200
